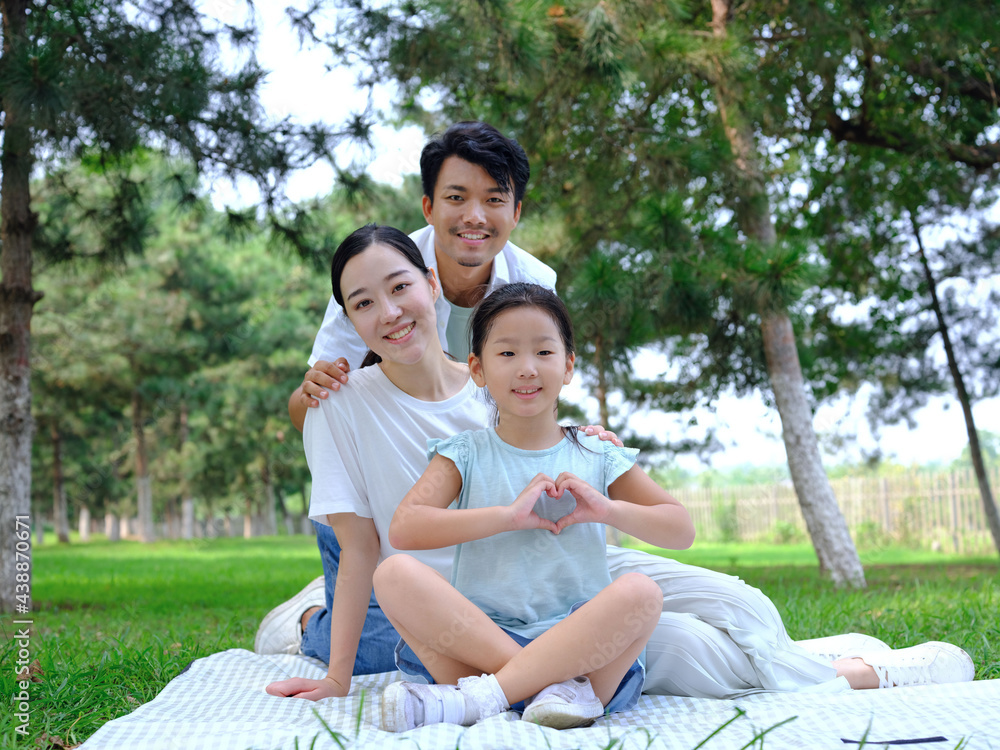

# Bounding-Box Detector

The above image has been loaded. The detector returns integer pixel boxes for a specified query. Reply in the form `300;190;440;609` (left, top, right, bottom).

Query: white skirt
606;545;849;698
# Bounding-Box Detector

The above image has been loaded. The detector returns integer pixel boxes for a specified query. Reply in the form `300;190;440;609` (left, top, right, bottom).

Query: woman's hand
265;675;350;701
552;472;613;533
508;473;560;534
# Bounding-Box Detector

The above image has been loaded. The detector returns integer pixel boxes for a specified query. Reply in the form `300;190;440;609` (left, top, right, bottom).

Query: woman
263;224;974;703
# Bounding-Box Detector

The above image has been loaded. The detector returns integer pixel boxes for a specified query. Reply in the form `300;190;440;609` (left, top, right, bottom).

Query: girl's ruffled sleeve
427;431;473;485
603;442;640;490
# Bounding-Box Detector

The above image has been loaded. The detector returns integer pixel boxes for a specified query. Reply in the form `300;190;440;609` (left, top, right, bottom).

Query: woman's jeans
299;521;400;674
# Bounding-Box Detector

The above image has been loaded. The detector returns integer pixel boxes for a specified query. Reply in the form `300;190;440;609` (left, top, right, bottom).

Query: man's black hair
420;121;530;207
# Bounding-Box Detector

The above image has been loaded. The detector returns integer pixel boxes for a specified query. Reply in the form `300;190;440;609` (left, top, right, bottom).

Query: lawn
2;536;998;749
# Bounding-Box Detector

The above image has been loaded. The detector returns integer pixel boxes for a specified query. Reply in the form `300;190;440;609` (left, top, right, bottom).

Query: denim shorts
393;603;646;715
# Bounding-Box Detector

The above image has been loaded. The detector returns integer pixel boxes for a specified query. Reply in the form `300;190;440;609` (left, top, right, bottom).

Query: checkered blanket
79;649;999;749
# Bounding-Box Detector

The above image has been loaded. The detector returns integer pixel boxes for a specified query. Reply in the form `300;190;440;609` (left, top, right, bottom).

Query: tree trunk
182;497;195;540
78;506;91;542
243;496;253;538
275;487;295;535
178;401;195;539
51;422;70;543
0;0;43;613
710;0;865;587
262;459;277;536
913;218;1000;554
593;333;611;428
167;498;179;539
131;388;155;542
594;334;622;544
761;313;866;586
105;512;121;542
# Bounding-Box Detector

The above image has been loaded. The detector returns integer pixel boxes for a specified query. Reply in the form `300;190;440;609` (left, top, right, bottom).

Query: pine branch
824;111;1000;169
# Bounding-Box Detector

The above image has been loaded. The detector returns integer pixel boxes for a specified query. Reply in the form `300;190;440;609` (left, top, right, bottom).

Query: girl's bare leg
495;572;662;705
374;555;522;685
376;560;661;706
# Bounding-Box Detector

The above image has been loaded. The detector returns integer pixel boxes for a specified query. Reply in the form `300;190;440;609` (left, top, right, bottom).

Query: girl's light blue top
429;428;638;638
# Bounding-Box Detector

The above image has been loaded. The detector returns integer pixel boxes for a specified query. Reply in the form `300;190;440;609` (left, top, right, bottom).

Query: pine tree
311;0;1000;583
0;1;354;612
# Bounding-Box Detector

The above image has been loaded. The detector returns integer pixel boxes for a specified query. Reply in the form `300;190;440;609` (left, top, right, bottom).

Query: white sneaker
858;641;975;688
253;576;325;655
795;633;891;662
522;676;605;729
381;674;509;732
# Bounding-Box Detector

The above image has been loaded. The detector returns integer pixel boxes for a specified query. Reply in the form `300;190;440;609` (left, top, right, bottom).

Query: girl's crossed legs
373;554;661;725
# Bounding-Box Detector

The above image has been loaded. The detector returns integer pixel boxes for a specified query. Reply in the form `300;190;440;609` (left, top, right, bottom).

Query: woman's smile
385;322;416;342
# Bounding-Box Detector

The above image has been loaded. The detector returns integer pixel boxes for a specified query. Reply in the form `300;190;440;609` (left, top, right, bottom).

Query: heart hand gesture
508;473;560;533
552;472;613;534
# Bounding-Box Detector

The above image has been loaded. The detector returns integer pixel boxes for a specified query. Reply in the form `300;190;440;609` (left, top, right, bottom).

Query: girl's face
340;242;441;366
469;305;575;420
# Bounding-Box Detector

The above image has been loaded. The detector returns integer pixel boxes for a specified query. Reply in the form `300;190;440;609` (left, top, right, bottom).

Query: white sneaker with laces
253;576;325;655
381;674;509;732
522;676;605;729
795;633;891;663
858;641;975;688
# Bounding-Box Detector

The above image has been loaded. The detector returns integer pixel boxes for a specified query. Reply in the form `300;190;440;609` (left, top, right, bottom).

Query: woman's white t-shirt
303;364;488;577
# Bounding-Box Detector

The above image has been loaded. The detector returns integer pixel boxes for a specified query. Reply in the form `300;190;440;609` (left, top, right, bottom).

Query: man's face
422;155;522;274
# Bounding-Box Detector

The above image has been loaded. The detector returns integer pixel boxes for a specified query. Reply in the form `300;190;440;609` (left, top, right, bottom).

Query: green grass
3;536;999;749
1;537;322;749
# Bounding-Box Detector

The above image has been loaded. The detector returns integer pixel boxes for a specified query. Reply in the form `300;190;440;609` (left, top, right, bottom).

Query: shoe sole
381;682;412;732
522;699;605;729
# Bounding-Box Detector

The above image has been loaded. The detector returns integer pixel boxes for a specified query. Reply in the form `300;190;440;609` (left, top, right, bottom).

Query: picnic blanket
80;648;1000;750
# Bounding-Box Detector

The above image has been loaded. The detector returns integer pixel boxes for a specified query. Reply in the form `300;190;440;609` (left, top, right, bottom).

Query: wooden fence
673;467;1000;554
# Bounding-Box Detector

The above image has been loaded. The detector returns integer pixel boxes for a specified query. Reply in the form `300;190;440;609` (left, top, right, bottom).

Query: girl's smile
512;387;541;399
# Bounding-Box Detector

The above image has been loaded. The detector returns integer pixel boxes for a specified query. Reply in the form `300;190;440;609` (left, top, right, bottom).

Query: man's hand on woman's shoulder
289;358;351;432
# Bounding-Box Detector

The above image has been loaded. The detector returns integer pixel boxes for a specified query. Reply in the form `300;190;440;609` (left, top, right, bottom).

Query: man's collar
489;243;512;287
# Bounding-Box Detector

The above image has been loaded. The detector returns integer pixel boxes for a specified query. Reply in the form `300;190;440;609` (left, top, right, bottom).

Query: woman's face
339;242;440;366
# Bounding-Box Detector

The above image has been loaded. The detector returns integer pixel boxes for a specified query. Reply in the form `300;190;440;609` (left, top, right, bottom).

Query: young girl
374;282;697;731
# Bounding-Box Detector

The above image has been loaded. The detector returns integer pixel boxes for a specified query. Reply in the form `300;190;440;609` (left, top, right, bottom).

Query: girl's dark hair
330;223;431;367
470;282;575;360
470;283;586;448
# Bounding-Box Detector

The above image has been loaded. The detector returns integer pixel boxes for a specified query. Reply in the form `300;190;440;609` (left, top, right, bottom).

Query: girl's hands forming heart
508;473;560;533
551;472;612;533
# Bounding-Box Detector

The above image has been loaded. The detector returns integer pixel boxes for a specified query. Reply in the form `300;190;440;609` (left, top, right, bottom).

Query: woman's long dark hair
330;223;432;367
